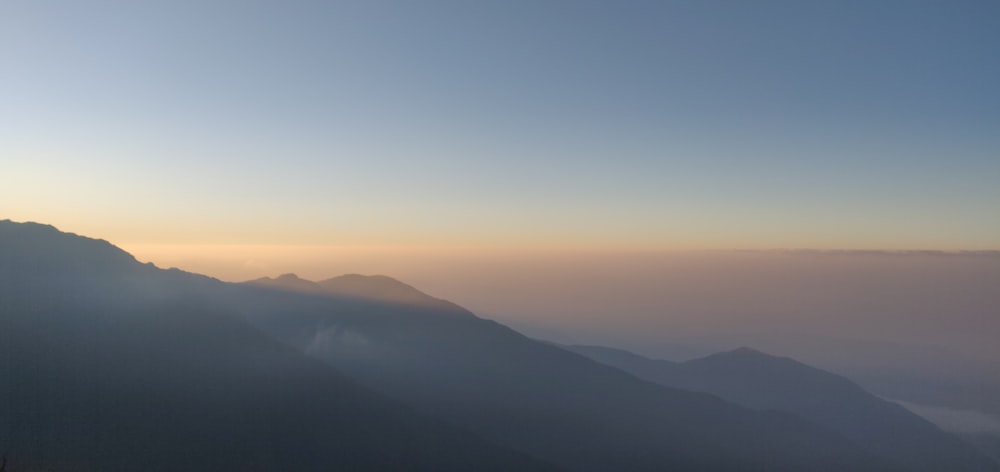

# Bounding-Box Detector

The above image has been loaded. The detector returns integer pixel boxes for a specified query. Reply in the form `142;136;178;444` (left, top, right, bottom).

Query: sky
2;1;999;417
2;0;999;256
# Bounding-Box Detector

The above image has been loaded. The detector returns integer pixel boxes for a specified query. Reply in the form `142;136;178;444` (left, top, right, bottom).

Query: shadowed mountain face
234;282;911;471
964;433;1000;465
0;221;558;472
4;220;995;472
566;344;1000;471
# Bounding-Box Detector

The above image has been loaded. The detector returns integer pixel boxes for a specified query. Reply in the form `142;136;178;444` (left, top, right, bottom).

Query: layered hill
236;277;906;471
566;344;999;471
6;220;996;471
0;220;558;472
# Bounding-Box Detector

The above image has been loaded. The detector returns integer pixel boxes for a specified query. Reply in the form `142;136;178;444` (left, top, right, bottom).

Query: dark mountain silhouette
566;344;999;471
0;220;558;472
319;274;459;308
234;280;911;471
964;433;1000;465
7;220;995;471
249;273;469;314
247;273;325;294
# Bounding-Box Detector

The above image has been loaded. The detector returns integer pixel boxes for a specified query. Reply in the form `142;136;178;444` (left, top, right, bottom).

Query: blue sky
2;0;998;250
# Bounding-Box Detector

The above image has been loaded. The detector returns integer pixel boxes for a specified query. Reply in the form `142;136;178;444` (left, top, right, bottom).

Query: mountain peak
728;346;769;357
246;273;322;293
324;273;407;285
1;219;58;232
317;274;471;315
568;343;995;471
0;219;139;273
318;274;432;301
242;273;471;315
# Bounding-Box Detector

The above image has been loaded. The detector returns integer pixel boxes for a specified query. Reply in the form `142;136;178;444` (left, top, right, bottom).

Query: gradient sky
3;0;999;253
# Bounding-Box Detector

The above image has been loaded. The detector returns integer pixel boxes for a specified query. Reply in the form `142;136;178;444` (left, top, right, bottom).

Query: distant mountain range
1;219;997;471
234;277;900;471
565;344;996;471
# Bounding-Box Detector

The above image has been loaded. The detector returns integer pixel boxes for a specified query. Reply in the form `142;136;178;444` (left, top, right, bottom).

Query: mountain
964;433;1000;465
566;344;999;471
235;278;912;471
7;220;989;471
0;220;558;472
249;273;469;314
247;272;326;293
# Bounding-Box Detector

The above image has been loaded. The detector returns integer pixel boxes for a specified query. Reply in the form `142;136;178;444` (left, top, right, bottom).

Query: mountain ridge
246;272;473;315
566;343;998;471
4;219;995;471
0;219;560;471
